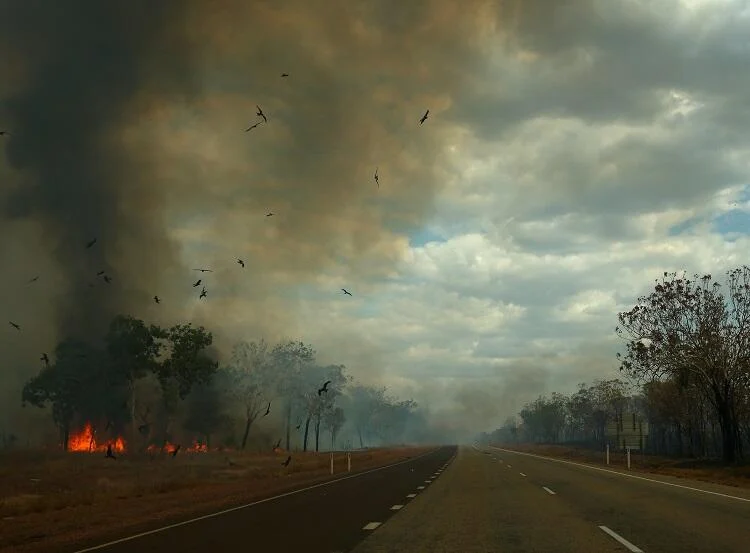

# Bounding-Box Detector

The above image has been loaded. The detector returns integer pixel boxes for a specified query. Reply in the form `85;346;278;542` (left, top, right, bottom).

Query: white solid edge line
542;486;556;495
491;446;750;503
363;522;382;531
598;526;644;552
390;504;404;510
72;447;447;552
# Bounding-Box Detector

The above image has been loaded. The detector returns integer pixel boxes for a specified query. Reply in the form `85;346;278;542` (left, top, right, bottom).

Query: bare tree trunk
315;413;321;452
303;416;311;451
285;402;292;450
241;414;253;450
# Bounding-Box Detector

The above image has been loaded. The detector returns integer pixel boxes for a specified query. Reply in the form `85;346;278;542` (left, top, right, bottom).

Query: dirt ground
494;443;750;489
0;445;434;553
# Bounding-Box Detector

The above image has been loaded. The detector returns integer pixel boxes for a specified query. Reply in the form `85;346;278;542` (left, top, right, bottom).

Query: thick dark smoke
0;1;201;338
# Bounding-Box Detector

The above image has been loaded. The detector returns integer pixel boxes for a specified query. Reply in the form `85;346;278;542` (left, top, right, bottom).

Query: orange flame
68;422;126;453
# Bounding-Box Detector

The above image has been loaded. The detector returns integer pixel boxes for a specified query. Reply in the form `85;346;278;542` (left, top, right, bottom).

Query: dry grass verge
0;446;434;552
492;443;750;489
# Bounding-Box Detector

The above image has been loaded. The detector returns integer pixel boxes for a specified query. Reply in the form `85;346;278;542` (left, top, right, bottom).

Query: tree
617;268;750;464
21;339;120;450
183;376;229;449
323;407;345;449
105;315;162;444
152;323;218;446
224;340;274;450
271;340;315;450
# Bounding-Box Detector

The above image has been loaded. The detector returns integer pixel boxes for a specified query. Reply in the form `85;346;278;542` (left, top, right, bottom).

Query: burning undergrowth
65;422;221;455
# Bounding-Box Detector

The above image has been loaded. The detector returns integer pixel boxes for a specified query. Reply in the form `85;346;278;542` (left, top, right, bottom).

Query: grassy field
0;445;434;552
492;443;750;489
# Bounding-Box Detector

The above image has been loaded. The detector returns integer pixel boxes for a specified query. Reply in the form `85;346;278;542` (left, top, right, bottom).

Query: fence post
626;447;631;470
606;443;610;465
347;452;351;472
330;452;334;475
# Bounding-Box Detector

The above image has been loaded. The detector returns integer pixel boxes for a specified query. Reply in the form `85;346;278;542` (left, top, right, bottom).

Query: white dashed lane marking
542;486;556;495
390;504;404;511
363;522;381;531
598;526;644;552
406;493;416;498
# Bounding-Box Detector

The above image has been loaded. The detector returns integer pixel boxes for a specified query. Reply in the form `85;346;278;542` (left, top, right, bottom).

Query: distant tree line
485;267;750;465
18;315;432;452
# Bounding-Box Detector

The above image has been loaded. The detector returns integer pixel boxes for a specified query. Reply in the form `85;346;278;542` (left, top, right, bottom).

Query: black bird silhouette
199;287;207;299
281;455;291;467
245;121;262;132
295;423;301;430
374;167;379;188
237;258;245;268
266;212;274;217
103;275;112;284
256;105;267;123
0;131;9;136
281;73;289;77
27;276;39;284
193;268;213;273
154;295;160;304
274;438;281;449
86;238;97;249
419;110;429;124
9;321;20;330
341;288;352;296
193;279;202;287
318;380;332;396
263;402;271;417
40;353;49;366
171;444;181;457
96;270;105;276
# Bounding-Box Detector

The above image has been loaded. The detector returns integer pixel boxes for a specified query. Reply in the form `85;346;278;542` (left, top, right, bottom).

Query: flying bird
85;238;97;249
273;438;281;449
318;380;332;396
40;353;49;366
266;212;274;217
193;279;202;287
154;296;160;304
256;105;267;123
245;121;262;132
193;268;213;273
171;444;181;457
0;131;9;136
341;288;352;296
281;455;291;467
295;423;301;430
374;167;379;188
8;321;20;330
199;287;207;299
96;270;105;276
26;276;39;284
419;110;429;124
281;73;289;77
237;258;245;268
103;275;112;284
263;402;271;417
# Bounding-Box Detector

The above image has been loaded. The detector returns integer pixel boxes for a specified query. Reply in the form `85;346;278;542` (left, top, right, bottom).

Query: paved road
351;445;750;553
64;446;457;553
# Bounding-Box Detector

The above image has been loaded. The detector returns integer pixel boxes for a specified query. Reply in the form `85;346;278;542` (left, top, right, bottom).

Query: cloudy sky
2;0;750;437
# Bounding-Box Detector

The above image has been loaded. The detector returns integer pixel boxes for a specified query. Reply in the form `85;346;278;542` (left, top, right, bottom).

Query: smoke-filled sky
2;0;750;439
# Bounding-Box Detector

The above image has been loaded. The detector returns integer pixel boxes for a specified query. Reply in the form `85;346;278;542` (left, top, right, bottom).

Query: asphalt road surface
64;446;457;553
351;445;750;553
